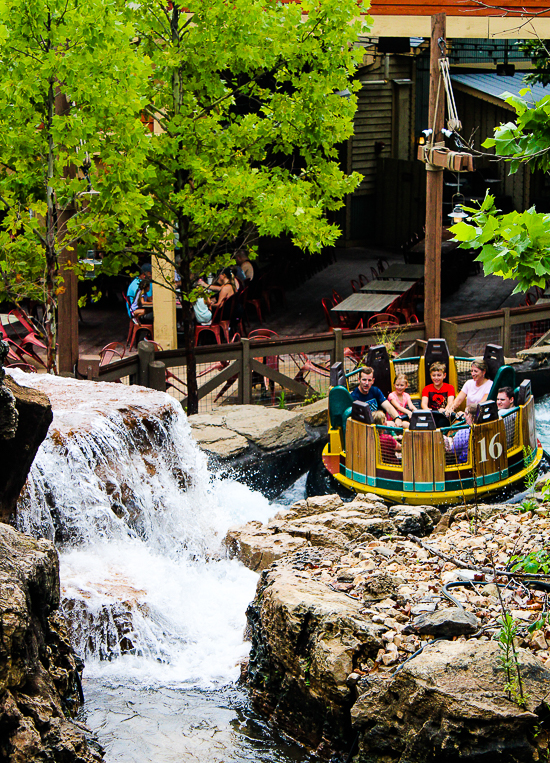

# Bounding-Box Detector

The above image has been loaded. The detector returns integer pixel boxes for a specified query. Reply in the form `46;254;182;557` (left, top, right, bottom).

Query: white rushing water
10;370;310;761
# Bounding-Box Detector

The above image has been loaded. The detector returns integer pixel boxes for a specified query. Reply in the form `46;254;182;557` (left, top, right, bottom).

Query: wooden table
332;292;398;314
378;263;424;281
360;279;412;294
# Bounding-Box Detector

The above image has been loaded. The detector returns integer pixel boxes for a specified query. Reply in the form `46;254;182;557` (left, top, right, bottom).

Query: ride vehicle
322;339;543;506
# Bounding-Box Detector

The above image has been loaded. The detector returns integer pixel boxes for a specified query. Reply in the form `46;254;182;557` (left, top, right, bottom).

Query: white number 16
479;434;503;463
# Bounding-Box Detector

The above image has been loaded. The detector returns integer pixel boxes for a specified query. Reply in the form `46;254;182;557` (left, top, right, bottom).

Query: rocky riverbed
226;494;550;762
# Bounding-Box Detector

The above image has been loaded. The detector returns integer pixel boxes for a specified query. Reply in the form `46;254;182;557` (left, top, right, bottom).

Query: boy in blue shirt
351;366;399;422
127;264;153;322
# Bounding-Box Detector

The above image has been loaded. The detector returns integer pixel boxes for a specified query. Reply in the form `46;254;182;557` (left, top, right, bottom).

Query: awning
451;72;550;109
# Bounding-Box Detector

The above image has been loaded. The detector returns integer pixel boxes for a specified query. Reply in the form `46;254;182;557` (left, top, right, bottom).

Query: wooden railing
96;302;550;410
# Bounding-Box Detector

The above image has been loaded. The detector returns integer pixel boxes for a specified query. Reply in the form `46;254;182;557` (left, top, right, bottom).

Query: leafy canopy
134;0;369;298
0;0;152;306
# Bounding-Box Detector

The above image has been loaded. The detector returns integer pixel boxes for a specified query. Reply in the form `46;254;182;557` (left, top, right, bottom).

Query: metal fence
96;303;550;412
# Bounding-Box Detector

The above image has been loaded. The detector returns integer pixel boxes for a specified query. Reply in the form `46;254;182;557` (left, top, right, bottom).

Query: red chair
370;267;379;281
123;293;153;351
332;289;343;305
99;342;125;365
350;279;360;293
6;309;47;367
377;258;389;274
0;322;42;367
249;329;279;403
195;321;222;345
358;273;369;287
368;313;400;328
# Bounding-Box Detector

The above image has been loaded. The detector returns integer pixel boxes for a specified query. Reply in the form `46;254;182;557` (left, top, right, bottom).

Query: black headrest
409;410;436;430
351;400;373;424
474;400;499;424
330;362;346;388
483;344;504;381
517;379;532;406
424;338;450;377
366;344;391;398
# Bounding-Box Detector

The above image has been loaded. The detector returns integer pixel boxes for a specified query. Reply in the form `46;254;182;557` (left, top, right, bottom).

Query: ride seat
487;365;516;402
329;386;354;445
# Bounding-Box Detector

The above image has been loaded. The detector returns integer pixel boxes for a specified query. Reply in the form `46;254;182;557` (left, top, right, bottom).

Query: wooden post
148;360;167;392
424;13;446;342
333;328;344;367
138;340;155;387
440;318;458;356
56;95;78;374
241;337;251;404
502;307;511;358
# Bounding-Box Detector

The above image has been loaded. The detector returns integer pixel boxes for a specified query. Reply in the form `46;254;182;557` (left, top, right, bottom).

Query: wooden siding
352;56;414;196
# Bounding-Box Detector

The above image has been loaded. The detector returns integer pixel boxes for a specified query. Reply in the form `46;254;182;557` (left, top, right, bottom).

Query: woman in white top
446;360;492;416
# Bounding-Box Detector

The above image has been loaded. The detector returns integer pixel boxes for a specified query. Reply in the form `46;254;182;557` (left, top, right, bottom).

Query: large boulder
0;524;102;762
351;640;550;763
247;566;384;752
0;376;52;523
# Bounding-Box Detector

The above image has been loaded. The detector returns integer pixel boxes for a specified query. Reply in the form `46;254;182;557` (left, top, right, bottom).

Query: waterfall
10;370;275;686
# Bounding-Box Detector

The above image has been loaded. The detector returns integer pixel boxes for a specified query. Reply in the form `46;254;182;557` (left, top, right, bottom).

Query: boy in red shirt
421;362;455;427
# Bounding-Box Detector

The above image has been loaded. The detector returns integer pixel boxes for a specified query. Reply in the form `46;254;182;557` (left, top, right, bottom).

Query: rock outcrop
352;640;550;763
188;400;328;496
234;496;550;760
0;524;102;762
0;375;52;523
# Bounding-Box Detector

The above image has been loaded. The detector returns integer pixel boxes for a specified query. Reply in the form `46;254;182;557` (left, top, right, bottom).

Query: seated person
497;386;516;449
198;268;239;312
127;264;153;322
372;410;401;463
388;374;416;426
193;297;212;325
447;360;491;417
351;366;400;423
496;386;515;414
421;361;455;427
235;251;254;281
444;404;476;463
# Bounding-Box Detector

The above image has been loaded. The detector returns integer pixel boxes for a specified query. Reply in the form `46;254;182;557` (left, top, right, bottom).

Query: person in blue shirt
351;367;399;422
127;264;153;322
444;404;476;463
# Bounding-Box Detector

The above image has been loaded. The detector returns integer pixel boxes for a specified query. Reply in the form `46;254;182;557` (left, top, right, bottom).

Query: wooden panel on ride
366;425;377;488
433;430;445;492
472;419;508;486
411;431;435;492
402;430;414;491
352;420;367;485
521;396;537;456
345;420;355;480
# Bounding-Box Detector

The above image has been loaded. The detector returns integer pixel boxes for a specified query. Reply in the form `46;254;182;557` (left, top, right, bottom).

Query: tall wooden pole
424;13;446;341
57;92;79;374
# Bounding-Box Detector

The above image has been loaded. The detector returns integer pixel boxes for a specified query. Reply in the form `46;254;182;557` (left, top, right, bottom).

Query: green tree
133;0;367;413
0;0;152;371
451;89;550;293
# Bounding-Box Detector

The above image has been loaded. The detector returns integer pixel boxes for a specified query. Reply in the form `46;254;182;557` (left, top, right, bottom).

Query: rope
440;57;462;132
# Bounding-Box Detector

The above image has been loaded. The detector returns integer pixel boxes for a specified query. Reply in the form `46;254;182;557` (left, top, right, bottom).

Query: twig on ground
408;535;550;580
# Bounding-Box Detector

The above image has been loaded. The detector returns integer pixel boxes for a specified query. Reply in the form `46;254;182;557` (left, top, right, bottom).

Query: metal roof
451;72;550;107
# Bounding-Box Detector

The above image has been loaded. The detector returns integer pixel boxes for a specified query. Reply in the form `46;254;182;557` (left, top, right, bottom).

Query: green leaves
451;195;550;293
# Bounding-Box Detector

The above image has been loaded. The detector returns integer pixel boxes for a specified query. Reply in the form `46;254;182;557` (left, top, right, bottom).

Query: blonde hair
429;362;446;375
372;410;386;425
394;374;408;387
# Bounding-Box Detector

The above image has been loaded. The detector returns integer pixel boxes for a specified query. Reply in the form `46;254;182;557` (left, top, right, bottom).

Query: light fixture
449;203;468;223
418;135;426;146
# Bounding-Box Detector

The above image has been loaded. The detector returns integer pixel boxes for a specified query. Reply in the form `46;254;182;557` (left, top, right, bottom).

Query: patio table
377;263;424;281
360;279;412;294
332;292;397;314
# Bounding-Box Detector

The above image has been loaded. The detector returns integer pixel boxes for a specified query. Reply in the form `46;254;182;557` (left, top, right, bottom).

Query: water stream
9;371;309;763
11;367;550;763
